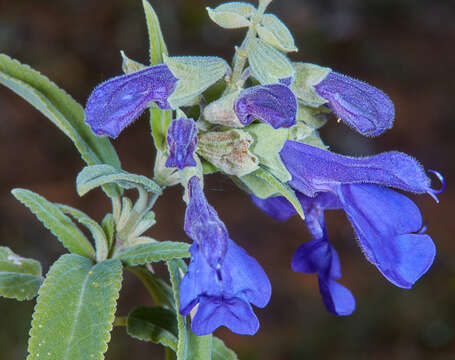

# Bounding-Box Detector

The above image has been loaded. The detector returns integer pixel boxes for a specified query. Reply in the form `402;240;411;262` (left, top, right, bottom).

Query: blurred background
1;0;454;359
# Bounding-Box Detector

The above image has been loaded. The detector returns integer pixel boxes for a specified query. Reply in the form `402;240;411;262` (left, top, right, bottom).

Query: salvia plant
0;0;446;359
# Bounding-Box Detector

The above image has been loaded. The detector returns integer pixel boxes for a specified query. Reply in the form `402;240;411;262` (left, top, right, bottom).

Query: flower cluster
83;1;444;336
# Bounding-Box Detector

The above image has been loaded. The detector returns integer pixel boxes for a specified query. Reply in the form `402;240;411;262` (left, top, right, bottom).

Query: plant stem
225;0;272;92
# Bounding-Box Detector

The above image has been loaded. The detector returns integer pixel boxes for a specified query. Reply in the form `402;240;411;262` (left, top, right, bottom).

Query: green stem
113;316;127;327
111;196;121;224
225;0;272;92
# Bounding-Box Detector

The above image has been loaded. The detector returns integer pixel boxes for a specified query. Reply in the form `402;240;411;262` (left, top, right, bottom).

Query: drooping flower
314;71;395;136
180;176;271;335
251;141;444;313
85;64;178;138
165;117;198;170
234;84;297;129
252;192;355;315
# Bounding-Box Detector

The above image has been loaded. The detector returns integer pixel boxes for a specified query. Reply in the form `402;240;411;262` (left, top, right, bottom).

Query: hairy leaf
207;2;256;29
115;242;190;266
127;306;178;350
239;168;305;219
27;254;123;360
0;247;42;301
58;204;109;262
248;38;294;85
142;0;173;151
77;164;162;196
12;189;95;259
291;62;331;107
128;266;175;310
0;54;121;197
164;55;229;108
257;14;297;52
212;337;238;360
245;123;291;182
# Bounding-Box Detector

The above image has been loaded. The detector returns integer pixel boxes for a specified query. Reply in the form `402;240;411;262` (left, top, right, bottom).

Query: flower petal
314;71;394;136
234;84;297;128
191;296;259;336
319;278;356;316
179;238;271;335
225;238;271;308
280;141;431;197
339;183;436;288
165;117;198;170
250;194;297;221
184;177;229;269
85;64;178;138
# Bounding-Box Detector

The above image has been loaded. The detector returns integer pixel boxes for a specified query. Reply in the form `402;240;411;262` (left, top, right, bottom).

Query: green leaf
245;123;291;182
129;210;156;239
58;204;109;262
12;189;95;259
77;164;162;197
0;54;121;198
115;241;190;266
239;168;305;219
102;213;116;252
128;266;174;309
291;62;331;107
0;247;42;300
27;254;123;360
297;103;329;129
142;0;173;151
167;260;212;360
257;14;297;52
289;121;328;150
164;55;229;108
212;337;238;360
167;260;189;360
255;168;305;219
120;50;146;74
207;2;256;29
143;0;168;65
248;38;295;84
127;306;178;351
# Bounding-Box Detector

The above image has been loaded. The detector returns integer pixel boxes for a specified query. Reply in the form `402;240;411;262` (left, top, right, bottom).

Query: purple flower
85;64;178;138
181;177;271;335
251;141;444;313
184;176;228;269
234;84;297;129
165;117;198;170
314;71;394;137
252;192;355;315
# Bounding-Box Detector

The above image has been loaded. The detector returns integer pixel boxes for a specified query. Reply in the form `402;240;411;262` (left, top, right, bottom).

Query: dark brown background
1;0;454;359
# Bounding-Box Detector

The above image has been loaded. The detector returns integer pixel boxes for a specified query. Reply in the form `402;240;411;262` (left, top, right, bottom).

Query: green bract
291;62;332;107
248;38;295;84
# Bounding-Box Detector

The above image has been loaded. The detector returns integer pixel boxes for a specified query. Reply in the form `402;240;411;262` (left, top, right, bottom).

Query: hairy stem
225;0;272;92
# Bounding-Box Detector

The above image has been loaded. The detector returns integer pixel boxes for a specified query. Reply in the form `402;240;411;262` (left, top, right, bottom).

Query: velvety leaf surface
0;54;121;197
27;254;123;360
12;189;95;259
115;242;190;266
0;247;42;301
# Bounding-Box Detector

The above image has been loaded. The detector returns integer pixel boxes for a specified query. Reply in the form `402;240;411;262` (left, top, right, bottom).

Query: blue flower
165;117;198;170
181;177;271;335
234;84;297;129
85;64;178;138
251;141;444;313
314;71;395;136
